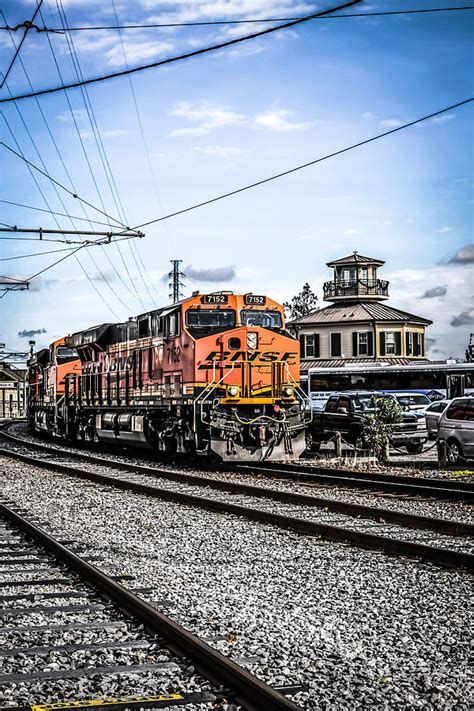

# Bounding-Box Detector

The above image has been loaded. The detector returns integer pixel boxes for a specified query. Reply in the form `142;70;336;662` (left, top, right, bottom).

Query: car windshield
352;395;376;412
241;309;282;330
396;395;430;408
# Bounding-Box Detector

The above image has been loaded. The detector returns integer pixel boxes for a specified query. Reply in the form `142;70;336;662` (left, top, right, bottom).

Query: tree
284;283;318;321
360;396;403;461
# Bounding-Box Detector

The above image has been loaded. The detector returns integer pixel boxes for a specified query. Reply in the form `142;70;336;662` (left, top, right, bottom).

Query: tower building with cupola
289;252;432;374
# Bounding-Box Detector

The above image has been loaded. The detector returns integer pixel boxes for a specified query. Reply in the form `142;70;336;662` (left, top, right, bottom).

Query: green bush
361;397;403;460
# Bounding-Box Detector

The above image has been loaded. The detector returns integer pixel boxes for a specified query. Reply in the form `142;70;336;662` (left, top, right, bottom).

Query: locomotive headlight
282;386;294;397
228;385;239;397
247;332;258;350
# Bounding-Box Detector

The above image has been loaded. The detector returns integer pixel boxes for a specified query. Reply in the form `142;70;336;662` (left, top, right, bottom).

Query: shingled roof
326;252;385;267
290;301;432;326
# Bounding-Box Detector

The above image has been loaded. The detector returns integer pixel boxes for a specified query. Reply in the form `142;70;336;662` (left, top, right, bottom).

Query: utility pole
168;260;185;303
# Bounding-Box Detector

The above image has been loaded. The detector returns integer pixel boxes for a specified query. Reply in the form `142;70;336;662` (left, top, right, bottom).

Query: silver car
438;397;474;464
425;399;450;439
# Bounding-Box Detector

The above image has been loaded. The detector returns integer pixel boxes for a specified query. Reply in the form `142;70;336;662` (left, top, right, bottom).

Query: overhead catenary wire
108;0;165;301
0;198;123;227
0;112;125;315
0;11;138;318
0;140;131;229
34;9;148;314
0;32;126;319
1;6;473;31
0;1;363;103
52;0;149;309
115;98;474;234
0;0;43;87
0;234;142;262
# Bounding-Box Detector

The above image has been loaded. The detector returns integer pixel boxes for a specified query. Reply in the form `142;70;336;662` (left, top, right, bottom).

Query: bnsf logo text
202;350;298;363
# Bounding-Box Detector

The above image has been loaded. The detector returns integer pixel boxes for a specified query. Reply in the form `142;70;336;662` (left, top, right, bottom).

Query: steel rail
241;459;474;491
0;429;471;536
0;501;300;711
231;463;474;500
0;447;472;572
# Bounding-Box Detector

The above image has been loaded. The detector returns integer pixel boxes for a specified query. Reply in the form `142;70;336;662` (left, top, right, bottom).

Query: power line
0;243;86;297
0;1;362;103
0;1;43;87
118;98;474;233
0;198;122;227
53;0;148;309
1;7;473;32
0;140;136;230
0;234;142;262
0;11;135;317
0;40;124;318
109;0;166;302
35;5;144;312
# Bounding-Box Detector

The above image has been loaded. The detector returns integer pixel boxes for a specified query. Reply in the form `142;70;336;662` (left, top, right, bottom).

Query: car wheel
406;442;424;455
305;431;321;453
446;439;464;465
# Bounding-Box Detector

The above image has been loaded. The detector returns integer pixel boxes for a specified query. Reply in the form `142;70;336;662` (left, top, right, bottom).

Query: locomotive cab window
56;346;79;364
138;317;150;338
185;309;236;337
241;309;282;331
164;311;180;338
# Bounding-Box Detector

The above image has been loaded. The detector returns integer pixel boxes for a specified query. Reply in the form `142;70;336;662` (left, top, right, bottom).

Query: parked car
424;399;450;439
383;392;432;413
306;391;428;454
437;397;474;464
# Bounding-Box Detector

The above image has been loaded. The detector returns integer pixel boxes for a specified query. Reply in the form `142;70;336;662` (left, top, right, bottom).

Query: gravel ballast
1;456;473;709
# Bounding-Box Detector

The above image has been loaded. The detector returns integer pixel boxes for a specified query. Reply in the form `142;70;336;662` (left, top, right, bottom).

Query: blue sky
0;0;473;358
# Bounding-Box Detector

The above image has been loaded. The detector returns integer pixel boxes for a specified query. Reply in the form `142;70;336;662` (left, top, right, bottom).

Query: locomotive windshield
186;309;236;337
241;309;282;330
56;346;79;364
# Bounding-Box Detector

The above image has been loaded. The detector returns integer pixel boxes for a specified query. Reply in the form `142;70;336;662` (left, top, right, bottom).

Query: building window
380;331;401;356
299;334;320;359
406;331;414;356
385;332;396;354
360;267;368;284
330;332;342;357
352;331;374;357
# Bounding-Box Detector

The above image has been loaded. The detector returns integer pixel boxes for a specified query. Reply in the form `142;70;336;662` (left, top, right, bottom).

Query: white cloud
104;41;174;67
101;129;130;138
299;234;314;240
62;29;173;68
169;127;209;137
193;145;242;157
57;109;89;123
388;264;474;358
362;111;377;121
254;108;314;132
432;113;456;125
169;101;246;137
343;228;361;236
434;226;454;234
379;118;404;128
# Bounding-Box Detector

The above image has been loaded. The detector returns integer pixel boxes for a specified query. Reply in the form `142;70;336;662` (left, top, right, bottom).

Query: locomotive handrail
193;363;237;426
283;362;313;425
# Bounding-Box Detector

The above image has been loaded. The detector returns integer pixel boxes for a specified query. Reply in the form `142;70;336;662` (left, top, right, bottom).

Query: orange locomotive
28;292;308;461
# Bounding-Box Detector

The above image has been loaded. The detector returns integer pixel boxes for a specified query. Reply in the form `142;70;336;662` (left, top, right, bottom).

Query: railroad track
231;460;474;501
0;428;472;573
0;500;302;711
